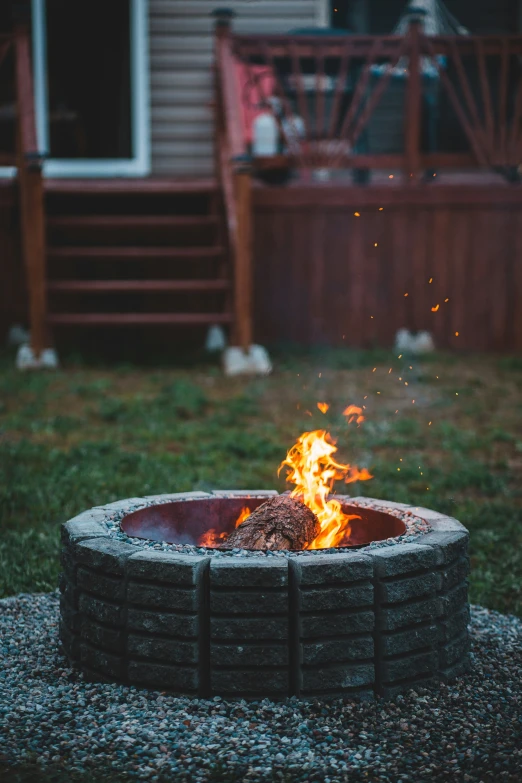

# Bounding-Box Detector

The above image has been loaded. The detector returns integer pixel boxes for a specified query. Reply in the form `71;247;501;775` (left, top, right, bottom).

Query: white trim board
0;0;150;179
315;0;330;27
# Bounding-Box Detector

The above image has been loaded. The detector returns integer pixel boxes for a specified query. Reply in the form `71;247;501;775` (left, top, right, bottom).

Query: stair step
47;312;233;325
48;279;230;292
48;215;218;229
47;246;226;260
44;178;218;195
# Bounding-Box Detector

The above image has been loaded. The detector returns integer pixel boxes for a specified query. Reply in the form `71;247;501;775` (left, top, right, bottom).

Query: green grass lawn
1;348;521;617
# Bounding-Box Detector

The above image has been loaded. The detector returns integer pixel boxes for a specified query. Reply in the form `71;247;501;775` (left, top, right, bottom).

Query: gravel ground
105;498;431;557
1;592;521;783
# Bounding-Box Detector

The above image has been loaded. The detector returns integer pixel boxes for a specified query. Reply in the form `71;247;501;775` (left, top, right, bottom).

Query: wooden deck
252;176;522;352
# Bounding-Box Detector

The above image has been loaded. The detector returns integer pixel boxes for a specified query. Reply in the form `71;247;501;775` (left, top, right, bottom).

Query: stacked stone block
59;494;471;699
372;543;443;698
290;554;375;699
126;550;210;694
209;558;289;698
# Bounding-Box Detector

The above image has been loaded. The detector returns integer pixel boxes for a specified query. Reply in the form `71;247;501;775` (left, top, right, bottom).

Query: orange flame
343;404;365;425
317;402;329;414
279;429;373;549
235;506;251;527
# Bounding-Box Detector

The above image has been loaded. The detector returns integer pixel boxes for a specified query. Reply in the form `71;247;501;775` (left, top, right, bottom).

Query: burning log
223;495;320;551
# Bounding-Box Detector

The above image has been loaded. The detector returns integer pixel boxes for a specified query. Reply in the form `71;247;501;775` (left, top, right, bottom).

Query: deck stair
43;178;233;332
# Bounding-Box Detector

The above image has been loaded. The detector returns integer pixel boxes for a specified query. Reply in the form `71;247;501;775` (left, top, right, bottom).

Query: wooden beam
234;162;253;350
15;24;47;358
405;18;422;183
47;313;234;326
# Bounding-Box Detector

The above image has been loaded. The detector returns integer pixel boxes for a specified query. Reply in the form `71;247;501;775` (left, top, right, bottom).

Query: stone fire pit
59;491;470;700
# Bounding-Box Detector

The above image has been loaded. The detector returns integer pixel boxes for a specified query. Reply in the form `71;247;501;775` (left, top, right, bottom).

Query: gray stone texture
299;583;374;612
127;582;199;611
440;557;470;591
381;650;439;682
127;551;210;585
142;491;212;503
439;656;472;682
211;490;278;498
60;510;109;547
80;617;125;654
76;567;126;601
210;589;288;614
75;538;136;576
300;610;375;638
441;583;469;616
211;668;289;695
78;594;125;627
59;595;81;633
211;615;288;641
301;636;374;665
440;633;471;667
79;643;125;679
438;606;471;643
128;635;198;665
128;661;198;691
127;609;199;638
378;596;443;631
418;531;469;564
59;619;80;662
59;578;80;609
210;643;288;667
210;558;288;588
381;623;439;656
377;572;442;604
371;544;441;577
301;663;374;692
291;554;373;585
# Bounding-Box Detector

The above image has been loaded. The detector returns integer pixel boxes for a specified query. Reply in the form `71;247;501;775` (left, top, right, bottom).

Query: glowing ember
198;529;228;547
317;402;329;414
343;404;365;424
279;427;373;549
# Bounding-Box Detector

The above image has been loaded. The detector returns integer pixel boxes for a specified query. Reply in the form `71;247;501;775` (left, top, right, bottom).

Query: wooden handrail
213;10;252;350
215;20;245;160
225;24;522;180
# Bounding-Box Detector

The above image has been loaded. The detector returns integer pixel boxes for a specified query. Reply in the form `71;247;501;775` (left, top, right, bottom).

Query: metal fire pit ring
59;491;470;700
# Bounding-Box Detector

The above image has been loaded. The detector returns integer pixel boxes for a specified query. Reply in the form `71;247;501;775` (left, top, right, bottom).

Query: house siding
149;0;322;176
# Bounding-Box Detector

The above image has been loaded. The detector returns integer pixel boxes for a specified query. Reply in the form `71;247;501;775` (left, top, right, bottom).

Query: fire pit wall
59;492;470;700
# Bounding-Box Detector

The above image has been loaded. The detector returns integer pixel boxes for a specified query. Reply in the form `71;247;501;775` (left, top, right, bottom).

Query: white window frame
0;0;150;179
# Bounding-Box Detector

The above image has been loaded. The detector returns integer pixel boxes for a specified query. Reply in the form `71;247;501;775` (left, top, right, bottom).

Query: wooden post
404;9;424;184
233;156;253;350
14;22;47;358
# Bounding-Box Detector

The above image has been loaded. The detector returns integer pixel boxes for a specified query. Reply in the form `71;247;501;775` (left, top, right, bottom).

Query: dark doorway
45;0;131;159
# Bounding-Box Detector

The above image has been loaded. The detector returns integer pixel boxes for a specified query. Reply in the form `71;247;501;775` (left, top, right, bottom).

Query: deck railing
0;20;47;358
213;10;522;351
215;11;522;184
